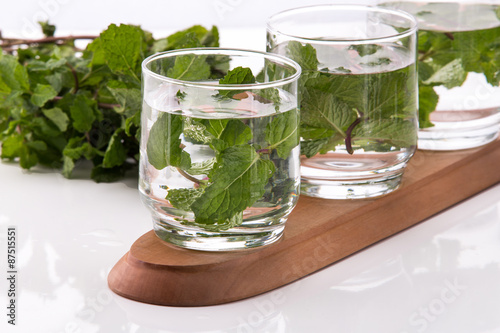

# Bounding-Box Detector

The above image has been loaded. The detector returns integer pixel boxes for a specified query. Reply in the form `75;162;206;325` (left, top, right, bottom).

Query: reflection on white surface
1;158;499;333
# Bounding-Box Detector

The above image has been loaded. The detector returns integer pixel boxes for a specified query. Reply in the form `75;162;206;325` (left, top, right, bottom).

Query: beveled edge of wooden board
108;139;500;306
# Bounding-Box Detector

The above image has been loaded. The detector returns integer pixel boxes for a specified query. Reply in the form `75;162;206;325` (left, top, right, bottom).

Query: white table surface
1;25;500;333
1;154;500;333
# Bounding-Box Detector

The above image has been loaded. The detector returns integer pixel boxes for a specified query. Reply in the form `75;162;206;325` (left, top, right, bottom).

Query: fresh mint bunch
0;22;219;182
146;66;298;231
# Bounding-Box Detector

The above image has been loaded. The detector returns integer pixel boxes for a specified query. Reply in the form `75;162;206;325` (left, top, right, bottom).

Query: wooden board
108;139;500;306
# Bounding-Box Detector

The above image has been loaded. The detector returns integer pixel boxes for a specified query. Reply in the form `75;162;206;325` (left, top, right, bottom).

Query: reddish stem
345;109;364;155
1;35;97;47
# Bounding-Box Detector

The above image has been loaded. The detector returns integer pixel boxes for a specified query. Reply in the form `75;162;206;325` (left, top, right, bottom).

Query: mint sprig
0;22;220;181
414;7;500;128
265;109;299;159
146;66;298;231
191;144;275;225
285;41;417;155
147;112;192;170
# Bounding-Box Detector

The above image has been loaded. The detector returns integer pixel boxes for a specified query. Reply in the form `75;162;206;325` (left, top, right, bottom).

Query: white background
1;0;370;40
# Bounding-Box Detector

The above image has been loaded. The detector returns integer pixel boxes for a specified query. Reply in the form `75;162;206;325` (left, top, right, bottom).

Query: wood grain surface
108;139;500;306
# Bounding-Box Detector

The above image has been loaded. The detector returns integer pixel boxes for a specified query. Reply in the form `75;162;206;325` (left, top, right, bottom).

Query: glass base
418;109;500;151
300;173;403;199
152;217;285;251
418;123;500;151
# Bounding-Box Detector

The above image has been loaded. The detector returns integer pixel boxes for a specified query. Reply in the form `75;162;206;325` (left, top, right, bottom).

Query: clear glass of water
140;48;301;251
267;5;419;199
379;1;500;150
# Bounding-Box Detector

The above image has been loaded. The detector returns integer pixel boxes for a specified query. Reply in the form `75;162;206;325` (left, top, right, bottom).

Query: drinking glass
140;48;301;251
379;0;500;150
267;5;419;199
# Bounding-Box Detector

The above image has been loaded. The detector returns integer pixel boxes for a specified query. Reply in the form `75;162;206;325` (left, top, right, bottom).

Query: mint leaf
349;44;382;57
19;145;38;169
354;119;417;147
152;25;219;53
217;66;255;99
1;133;23;159
183;117;213;144
216;119;252;147
361;57;391;67
265;110;299;159
217;66;281;106
69;94;96;133
300;125;335;140
166;54;211;81
176;90;187;101
31;84;57;107
204;119;252;153
39;21;56;37
90;164;128;183
187;158;217;175
422;58;467;89
258;87;282;108
62;155;75;178
32;117;63;138
103;129;127;168
156;32;203;53
0;54;30;92
219;66;256;85
300;138;329;158
99;24;143;81
191;144;275;225
84;37;107;68
303;71;363;107
166;188;204;211
181;212;243;231
204;119;227;138
26;140;47;151
146;112;191;170
63;137;95;161
286;41;319;71
301;88;357;136
45;73;63;93
418;86;438;128
451;26;500;85
62;137;96;177
332;67;352;74
42;107;69;132
106;80;142;117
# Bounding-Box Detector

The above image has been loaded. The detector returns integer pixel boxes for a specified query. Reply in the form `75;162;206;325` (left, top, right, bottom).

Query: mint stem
444;32;455;40
345;109;364;155
0;35;97;47
176;167;202;185
256;148;270;154
66;63;79;94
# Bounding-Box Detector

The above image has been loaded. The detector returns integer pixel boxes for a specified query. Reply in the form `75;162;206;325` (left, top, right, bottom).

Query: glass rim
266;4;418;45
142;47;302;90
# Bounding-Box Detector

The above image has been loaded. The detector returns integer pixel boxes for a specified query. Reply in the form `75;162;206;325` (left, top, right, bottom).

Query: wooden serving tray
108;139;500;306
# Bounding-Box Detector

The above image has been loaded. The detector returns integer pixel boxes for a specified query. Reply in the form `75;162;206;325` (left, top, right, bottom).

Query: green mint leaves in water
0;22;219;181
379;2;500;128
417;22;500;128
284;41;417;157
146;67;298;231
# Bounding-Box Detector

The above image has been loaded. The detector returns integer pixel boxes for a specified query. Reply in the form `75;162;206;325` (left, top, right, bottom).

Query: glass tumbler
267;5;419;199
379;0;500;150
140;48;301;251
